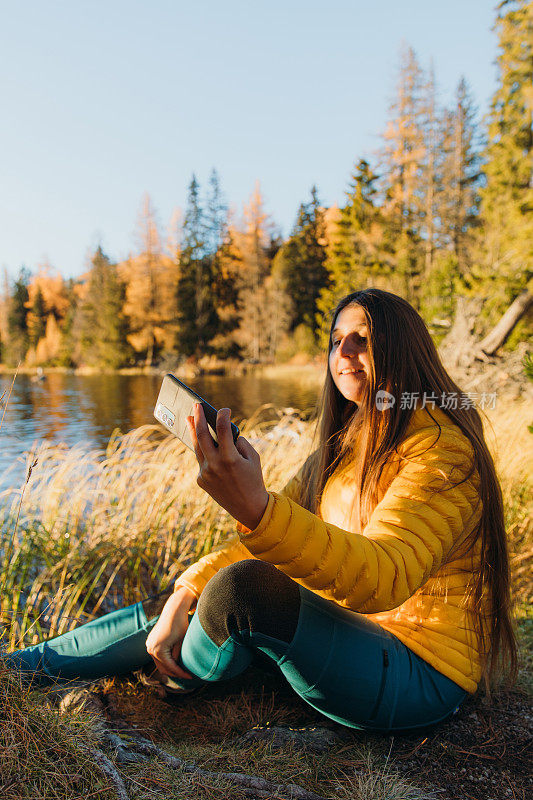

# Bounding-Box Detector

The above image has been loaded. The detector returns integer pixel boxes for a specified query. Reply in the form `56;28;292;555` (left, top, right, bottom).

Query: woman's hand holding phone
187;404;269;531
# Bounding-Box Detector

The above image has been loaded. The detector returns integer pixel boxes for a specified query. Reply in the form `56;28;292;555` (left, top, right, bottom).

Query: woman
6;289;517;732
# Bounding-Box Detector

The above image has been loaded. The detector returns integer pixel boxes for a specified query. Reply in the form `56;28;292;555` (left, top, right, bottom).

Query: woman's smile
329;304;371;402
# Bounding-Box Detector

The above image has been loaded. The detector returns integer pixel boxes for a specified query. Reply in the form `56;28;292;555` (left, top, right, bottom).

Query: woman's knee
197;560;301;646
200;560;283;604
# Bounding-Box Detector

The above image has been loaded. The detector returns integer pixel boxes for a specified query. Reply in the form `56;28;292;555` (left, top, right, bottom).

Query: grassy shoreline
1;397;530;641
0;359;327;379
0;398;531;799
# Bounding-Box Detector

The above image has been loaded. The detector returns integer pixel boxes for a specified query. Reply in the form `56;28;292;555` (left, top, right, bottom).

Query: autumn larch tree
234;182;285;362
120;194;178;364
380;45;426;306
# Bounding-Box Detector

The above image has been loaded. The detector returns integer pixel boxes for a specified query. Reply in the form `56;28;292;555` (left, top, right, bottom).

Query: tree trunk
476;290;533;356
438;295;484;369
438;291;532;372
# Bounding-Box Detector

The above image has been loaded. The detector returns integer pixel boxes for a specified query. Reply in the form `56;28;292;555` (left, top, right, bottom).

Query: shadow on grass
104;637;532;800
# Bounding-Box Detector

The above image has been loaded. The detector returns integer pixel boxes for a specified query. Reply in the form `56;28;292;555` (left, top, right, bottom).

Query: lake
0;371;323;489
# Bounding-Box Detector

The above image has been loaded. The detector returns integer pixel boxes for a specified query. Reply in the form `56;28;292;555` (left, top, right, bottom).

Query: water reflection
0;372;321;488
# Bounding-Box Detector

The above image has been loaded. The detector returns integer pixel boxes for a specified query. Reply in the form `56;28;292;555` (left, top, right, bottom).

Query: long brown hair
299;288;517;688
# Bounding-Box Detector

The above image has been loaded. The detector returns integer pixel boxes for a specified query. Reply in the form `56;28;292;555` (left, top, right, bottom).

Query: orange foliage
26;315;62;366
26;265;70;321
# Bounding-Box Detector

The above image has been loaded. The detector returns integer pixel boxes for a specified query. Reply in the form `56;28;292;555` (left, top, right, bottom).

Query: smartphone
154;373;240;451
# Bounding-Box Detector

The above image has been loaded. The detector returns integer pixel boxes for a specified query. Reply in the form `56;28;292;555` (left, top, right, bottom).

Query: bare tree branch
476;290;533;356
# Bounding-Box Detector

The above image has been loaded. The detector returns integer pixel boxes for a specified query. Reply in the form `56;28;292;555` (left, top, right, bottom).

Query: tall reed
0;398;530;652
0;405;311;649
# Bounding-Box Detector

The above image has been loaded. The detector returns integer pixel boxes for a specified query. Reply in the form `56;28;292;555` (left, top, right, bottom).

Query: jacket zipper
369;649;389;720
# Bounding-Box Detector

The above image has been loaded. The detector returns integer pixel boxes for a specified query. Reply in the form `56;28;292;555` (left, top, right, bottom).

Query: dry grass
104;664;440;800
0;659;115;800
328;743;439;800
1;396;530;651
480;397;533;604
0;405;313;650
0;396;531;800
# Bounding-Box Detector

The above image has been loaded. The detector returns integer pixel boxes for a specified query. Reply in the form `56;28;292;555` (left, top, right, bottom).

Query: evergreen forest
1;0;531;369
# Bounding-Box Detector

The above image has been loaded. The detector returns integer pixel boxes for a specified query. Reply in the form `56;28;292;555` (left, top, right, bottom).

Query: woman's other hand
187;405;269;530
145;586;196;679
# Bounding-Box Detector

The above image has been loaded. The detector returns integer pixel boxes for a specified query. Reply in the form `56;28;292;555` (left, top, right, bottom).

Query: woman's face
328;304;371;404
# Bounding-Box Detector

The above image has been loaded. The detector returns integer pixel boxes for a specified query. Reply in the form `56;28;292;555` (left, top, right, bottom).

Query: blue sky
0;1;498;279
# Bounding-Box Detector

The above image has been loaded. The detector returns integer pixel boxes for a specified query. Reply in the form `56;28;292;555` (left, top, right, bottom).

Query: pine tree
6;267;30;365
317;161;386;344
274;186;329;340
205;168;227;256
422;76;483;326
209;221;243;357
473;0;533;327
77;246;131;368
205;168;240;353
28;287;46;347
438;77;482;274
177;175;218;356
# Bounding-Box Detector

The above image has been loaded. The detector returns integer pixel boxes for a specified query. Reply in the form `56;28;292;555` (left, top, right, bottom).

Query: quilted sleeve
236;429;480;613
173;456;312;600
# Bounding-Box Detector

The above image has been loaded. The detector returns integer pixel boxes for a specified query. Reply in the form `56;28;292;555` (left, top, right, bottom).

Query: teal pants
4;584;468;732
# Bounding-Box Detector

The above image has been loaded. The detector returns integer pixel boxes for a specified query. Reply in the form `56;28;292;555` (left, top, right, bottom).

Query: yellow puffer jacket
175;404;487;694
